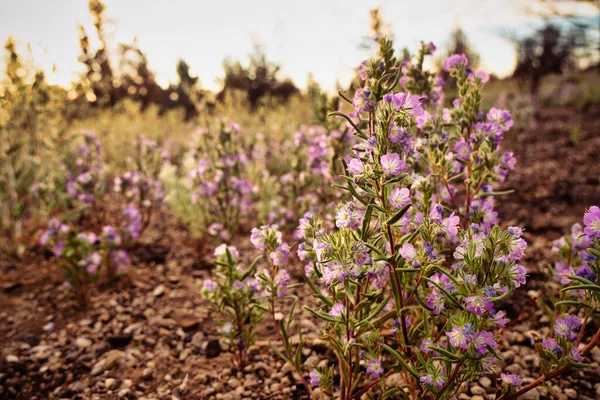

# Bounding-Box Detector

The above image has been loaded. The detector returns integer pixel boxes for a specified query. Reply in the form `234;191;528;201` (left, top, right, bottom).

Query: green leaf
554;300;593;309
382;388;401;399
364;296;391;323
587;248;600;259
479;189;514;197
386;204;411;226
361;203;373;241
428;345;461;361
565;274;596;286
561;284;600;294
423;277;463;310
381;343;420;379
303;306;338;323
328;111;367;139
486;345;502;360
338;90;353;105
241;255;262;280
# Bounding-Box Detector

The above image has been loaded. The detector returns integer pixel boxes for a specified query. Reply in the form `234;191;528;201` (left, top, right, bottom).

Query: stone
203;339;221;358
564;388;577;399
471;385;486;396
519;388;540;400
479;376;492;389
104;378;116;389
75;337;92;348
191;332;205;348
6;355;19;363
91;350;125;375
152;285;165;297
228;377;242;387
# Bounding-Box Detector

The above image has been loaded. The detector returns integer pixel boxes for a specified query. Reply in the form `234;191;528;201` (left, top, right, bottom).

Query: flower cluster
201;244;263;369
535;206;600;377
113;135;167;231
65;131;104;205
39;215;134;306
294;36;529;399
184;122;252;241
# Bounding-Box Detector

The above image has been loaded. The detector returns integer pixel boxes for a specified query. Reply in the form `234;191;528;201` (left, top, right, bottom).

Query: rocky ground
1;107;599;400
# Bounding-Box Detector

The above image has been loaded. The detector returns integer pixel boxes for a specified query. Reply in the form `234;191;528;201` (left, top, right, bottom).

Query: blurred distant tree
218;44;299;109
163;59;204;120
509;22;594;95
74;0;124;107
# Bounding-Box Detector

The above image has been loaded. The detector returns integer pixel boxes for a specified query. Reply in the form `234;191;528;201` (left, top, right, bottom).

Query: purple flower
366;358;384;378
442;213;460;238
507;264;527;288
328;302;345;317
420;374;445;388
347;158;365;175
427;290;445;314
508;238;527;261
390;93;423;116
583;206;600;239
309;371;320;387
381;153;408;176
102;226;122;246
490;309;507;327
203;279;217;293
270;243;291;266
335;202;362;230
80;251;102;275
554;316;581;340
352;87;375;113
507;226;523;237
122;204;142;240
472;331;497;354
400;243;417;260
542;338;562;357
465;295;493;316
576;264;596;282
487;108;513;131
469;70;489;83
454;138;472;161
275;269;291;297
52;241;66;257
500;373;522;386
446;325;470;349
420;338;434;353
110;250;131;272
429;204;444;223
250;227;267;250
420;375;433;385
443;54;468;72
388;187;411;209
570;346;584;362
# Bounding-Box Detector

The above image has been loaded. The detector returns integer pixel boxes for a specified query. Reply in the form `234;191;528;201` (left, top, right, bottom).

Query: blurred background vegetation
1;0;598;254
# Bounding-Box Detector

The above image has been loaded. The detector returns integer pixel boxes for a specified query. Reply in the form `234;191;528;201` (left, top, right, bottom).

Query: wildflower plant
512;206;600;399
250;224;315;397
202;244;262;369
183;121;252;241
64;131;105;206
39;218;103;308
296;37;528;399
113;134;167;235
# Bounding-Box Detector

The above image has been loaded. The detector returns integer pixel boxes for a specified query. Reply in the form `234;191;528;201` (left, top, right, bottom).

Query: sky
0;0;598;92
